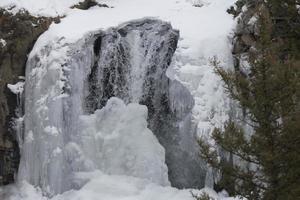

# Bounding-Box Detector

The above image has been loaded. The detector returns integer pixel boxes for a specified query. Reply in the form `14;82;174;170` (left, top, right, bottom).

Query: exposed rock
227;0;246;17
0;8;56;185
71;0;109;10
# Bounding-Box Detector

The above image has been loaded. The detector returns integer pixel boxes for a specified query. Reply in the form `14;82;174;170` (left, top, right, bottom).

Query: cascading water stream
18;19;205;196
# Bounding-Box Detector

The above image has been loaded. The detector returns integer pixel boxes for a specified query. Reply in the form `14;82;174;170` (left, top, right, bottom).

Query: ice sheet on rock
18;37;95;195
84;19;204;188
19;25;172;195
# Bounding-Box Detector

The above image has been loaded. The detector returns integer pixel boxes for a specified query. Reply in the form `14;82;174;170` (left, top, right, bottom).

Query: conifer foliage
198;1;300;199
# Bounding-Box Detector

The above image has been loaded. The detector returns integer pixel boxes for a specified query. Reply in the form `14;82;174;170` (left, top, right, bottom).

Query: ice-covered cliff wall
85;19;204;188
0;9;56;185
18;19;204;196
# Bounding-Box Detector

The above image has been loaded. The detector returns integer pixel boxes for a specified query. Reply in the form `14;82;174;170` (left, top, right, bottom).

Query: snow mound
79;97;169;186
2;171;242;200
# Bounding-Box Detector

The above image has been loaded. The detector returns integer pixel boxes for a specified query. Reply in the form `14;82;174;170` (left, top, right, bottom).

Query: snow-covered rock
79;97;169;186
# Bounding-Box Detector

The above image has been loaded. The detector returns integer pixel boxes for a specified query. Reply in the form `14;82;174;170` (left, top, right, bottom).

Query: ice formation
18;19;203;195
1;0;238;199
79;97;169;186
85;19;204;188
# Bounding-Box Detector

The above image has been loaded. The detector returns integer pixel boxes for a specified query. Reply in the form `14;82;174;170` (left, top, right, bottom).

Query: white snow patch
0;38;7;47
7;82;25;94
248;15;258;25
242;5;248;12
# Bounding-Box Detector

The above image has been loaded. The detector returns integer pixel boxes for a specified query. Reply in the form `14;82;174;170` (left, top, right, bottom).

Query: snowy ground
2;171;241;200
1;0;237;199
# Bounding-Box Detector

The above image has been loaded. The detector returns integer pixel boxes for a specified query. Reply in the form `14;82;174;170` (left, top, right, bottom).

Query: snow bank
79;97;169;186
2;171;242;200
0;0;81;17
27;0;236;141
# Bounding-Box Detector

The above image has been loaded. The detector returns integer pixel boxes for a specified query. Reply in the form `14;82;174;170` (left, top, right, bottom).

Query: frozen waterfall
18;19;205;196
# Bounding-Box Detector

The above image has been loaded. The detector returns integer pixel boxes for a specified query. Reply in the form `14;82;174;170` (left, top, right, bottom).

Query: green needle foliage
198;1;300;200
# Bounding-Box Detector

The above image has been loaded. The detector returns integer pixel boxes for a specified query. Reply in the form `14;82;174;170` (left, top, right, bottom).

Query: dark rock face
71;0;109;10
0;9;55;185
86;19;205;188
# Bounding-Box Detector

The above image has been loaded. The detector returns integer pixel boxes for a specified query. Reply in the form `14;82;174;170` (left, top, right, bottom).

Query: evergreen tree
198;1;300;200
